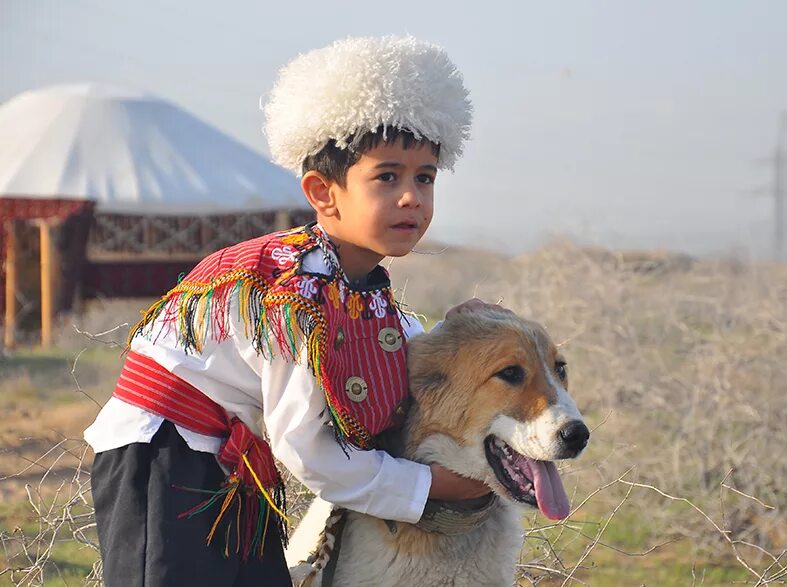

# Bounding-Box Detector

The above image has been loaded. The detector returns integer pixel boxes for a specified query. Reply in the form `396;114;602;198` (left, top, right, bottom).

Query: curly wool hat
262;36;472;175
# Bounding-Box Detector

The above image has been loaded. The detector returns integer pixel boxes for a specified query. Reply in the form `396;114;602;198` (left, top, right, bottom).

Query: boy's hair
302;126;441;186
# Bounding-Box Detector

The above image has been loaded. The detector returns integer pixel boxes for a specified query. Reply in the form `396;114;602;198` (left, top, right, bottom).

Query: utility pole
742;113;787;260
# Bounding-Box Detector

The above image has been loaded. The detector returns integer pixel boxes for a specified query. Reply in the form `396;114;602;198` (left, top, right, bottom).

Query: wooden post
39;219;53;347
4;220;17;349
275;209;291;232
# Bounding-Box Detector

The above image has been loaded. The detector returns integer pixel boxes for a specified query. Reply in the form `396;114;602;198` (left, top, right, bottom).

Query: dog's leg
287;497;349;587
286;496;333;569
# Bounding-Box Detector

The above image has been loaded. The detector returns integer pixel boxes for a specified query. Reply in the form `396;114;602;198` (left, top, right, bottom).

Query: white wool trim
263;36;472;174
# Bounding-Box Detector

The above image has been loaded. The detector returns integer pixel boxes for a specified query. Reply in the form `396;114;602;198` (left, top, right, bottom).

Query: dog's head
405;307;589;520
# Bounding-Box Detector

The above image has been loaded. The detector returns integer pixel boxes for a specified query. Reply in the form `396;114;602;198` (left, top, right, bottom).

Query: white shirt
84;248;431;523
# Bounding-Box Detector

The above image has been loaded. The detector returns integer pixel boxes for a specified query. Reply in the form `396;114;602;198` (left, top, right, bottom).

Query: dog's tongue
527;459;571;520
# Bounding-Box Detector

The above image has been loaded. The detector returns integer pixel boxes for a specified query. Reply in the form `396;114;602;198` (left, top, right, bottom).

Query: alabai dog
288;306;590;587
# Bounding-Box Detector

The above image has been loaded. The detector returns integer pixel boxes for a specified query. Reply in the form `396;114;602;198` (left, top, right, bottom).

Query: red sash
114;351;287;559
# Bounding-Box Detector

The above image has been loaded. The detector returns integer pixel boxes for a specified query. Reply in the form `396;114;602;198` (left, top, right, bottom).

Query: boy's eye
377;172;396;182
416;174;435;185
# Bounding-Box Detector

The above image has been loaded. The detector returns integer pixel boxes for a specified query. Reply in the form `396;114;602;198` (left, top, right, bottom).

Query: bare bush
0;440;102;586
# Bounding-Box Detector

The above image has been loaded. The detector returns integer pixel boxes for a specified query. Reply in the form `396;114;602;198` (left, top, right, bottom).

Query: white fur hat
263;36;472;175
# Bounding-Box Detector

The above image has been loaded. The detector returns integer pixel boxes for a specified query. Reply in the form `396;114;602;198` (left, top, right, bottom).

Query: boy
85;36;487;587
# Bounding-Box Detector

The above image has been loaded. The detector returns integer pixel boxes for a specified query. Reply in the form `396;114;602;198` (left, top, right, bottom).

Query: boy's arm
131;309;431;522
258;312;490;520
129;294;490;519
260;351;432;523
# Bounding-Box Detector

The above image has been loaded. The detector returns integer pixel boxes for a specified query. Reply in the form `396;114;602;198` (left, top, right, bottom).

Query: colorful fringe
129;268;371;450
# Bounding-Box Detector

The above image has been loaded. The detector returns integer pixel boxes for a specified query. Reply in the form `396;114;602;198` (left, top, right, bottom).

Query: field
1;241;785;586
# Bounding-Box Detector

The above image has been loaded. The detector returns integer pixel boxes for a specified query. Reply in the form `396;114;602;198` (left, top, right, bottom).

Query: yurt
0;84;312;346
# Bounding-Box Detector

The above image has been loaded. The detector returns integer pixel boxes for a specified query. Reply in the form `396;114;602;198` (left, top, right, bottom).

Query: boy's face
326;139;438;278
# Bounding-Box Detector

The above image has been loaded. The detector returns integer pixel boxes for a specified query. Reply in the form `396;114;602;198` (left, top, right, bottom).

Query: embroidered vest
129;222;411;450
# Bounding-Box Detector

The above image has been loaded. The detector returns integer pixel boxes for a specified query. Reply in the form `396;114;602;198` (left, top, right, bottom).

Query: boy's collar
308;222;342;272
306;222;386;289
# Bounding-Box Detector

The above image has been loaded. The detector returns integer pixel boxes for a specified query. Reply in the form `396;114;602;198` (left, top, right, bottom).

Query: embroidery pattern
369;291;388;318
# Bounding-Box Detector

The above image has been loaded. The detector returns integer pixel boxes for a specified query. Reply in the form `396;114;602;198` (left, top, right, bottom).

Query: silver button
377;327;403;352
345;376;368;402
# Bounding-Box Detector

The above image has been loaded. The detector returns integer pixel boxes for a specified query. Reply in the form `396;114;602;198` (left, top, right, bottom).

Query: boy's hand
428;464;491;501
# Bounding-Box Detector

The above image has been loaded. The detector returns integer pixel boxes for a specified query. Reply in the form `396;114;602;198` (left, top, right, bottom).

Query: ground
1;242;785;586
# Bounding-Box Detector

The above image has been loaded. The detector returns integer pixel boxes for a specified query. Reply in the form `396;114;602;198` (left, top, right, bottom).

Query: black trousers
92;421;292;587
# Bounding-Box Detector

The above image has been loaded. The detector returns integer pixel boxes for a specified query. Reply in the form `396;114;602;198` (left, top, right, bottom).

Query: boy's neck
316;223;383;283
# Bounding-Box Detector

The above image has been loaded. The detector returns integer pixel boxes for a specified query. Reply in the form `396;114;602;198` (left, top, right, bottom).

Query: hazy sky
3;0;787;258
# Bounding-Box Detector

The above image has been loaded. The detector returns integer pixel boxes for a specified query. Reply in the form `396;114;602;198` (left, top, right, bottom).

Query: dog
287;307;589;587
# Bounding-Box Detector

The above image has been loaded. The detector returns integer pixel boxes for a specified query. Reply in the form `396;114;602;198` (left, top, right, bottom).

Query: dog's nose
558;420;590;454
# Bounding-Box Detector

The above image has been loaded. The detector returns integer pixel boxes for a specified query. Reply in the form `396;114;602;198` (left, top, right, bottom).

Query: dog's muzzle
557;420;590;458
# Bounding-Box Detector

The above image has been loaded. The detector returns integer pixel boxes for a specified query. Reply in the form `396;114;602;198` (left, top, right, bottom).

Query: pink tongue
527;459;571;520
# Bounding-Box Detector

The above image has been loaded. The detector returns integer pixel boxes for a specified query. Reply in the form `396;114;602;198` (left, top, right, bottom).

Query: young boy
85;36;487;587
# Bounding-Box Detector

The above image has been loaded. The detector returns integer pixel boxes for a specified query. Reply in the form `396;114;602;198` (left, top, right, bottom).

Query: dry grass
1;241;785;585
397;241;787;585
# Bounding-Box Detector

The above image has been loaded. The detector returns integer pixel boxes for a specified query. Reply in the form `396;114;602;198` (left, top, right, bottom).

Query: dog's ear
410;371;448;397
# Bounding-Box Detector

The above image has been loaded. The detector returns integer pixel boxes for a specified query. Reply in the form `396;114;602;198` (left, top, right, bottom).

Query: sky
2;0;787;259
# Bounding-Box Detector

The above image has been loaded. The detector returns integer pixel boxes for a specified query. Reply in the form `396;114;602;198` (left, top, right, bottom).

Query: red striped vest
126;223;410;448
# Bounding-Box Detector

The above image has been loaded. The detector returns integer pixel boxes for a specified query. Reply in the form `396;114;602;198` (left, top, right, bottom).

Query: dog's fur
287;308;588;587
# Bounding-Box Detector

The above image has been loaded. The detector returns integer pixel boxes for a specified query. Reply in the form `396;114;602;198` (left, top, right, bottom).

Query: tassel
241;452;290;523
174;475;289;560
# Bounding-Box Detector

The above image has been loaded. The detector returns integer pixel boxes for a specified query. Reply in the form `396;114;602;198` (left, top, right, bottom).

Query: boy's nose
398;184;421;207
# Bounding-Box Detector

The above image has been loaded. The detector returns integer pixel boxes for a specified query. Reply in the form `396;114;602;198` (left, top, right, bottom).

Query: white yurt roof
0;84;305;215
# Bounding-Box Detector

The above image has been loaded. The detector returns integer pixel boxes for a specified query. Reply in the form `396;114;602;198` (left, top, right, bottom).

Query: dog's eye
555;360;567;381
495;365;525;385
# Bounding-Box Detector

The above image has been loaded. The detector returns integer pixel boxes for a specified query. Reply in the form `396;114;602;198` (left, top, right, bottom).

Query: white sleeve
131;310;266;438
399;311;426;338
255;310;430;523
135;288;431;523
260;354;431;523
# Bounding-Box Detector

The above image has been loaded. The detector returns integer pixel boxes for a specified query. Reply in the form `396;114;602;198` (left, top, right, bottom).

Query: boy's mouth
391;221;419;231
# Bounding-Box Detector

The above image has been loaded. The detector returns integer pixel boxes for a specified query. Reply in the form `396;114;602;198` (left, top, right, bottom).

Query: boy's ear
301;171;339;217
